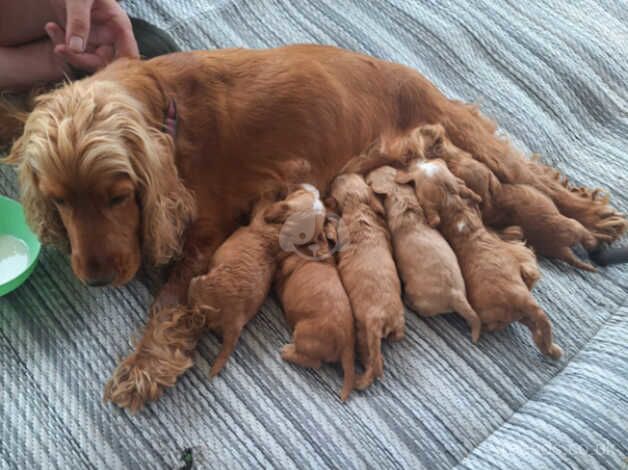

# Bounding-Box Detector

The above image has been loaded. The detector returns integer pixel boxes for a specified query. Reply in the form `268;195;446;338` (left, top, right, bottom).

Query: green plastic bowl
0;195;41;296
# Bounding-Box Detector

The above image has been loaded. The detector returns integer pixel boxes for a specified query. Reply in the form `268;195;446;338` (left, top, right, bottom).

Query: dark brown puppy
329;173;405;390
397;160;562;358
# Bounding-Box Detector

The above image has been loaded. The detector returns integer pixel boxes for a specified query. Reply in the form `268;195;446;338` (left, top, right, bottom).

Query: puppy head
396;159;481;205
417;124;446;158
395;159;449;189
330;173;385;216
366;166;398;197
264;184;323;223
264;184;326;250
4;80;195;286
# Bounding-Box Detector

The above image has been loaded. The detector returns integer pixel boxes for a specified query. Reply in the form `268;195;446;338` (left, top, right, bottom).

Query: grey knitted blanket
1;0;627;468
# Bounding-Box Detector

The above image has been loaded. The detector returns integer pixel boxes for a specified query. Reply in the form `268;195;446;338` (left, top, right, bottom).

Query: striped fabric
1;0;627;468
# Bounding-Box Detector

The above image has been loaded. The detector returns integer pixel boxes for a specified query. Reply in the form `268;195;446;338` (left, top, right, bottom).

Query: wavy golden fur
4;80;196;268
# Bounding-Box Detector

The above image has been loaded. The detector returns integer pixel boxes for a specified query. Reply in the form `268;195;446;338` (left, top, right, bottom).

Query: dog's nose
84;256;116;287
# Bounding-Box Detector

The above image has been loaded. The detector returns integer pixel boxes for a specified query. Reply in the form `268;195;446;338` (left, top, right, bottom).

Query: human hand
46;0;139;72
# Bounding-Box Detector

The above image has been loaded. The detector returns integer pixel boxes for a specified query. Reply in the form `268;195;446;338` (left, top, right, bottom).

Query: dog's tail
451;293;482;344
339;335;356;402
517;293;562;359
355;324;383;391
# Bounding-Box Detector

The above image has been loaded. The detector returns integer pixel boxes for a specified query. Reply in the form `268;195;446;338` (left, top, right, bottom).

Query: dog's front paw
104;351;193;412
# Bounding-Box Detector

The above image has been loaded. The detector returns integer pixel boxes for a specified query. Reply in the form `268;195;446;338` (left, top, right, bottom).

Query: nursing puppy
397;160;562;358
329;173;405;390
274;189;355;400
366;166;481;342
187;187;320;376
417;124;603;271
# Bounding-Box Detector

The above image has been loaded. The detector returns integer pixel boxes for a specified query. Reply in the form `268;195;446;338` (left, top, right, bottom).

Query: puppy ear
395;170;415;185
264;201;291;224
453;176;482;203
324;196;339;213
369;191;386;217
458;182;482;203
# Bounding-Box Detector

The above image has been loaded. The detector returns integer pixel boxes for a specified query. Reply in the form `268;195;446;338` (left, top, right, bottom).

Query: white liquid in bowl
0;235;30;284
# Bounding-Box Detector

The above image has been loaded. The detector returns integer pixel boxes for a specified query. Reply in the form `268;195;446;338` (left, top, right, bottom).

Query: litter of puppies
185;124;612;398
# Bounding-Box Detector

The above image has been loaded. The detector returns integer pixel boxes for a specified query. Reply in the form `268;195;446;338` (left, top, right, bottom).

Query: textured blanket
1;0;627;468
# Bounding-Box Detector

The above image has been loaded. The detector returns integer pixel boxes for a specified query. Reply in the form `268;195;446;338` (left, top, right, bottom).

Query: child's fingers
53;44;113;72
45;22;66;47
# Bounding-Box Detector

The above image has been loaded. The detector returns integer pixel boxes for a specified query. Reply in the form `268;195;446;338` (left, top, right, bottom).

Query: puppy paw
547;343;563;359
355;371;376;391
281;343;322;369
104;351;193;412
557;190;627;243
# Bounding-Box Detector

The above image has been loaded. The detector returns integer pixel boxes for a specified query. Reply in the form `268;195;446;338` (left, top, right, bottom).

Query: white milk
0;235;30;284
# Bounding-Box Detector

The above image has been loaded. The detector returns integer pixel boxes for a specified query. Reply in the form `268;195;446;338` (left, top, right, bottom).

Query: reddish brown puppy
274;190;355;400
397;160;562;358
329;173;404;390
367;165;481;343
416;124;606;271
187;187;325;376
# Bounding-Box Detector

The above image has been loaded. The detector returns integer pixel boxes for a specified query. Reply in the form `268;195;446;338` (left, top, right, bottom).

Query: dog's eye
53;197;66;206
109;194;130;207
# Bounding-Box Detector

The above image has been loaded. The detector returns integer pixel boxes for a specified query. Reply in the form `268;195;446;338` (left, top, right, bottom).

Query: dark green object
0;195;41;296
179;448;193;470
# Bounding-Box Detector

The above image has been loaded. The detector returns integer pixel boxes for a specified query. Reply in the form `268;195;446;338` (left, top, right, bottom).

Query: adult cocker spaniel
5;45;626;411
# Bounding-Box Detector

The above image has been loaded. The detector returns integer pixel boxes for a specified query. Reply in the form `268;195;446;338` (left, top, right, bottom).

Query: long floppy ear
395;170;415;185
264;201;291;224
2;131;69;251
123;117;196;266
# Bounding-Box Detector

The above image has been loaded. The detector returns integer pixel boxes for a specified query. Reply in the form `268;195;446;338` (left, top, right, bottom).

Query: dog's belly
151;46;442;215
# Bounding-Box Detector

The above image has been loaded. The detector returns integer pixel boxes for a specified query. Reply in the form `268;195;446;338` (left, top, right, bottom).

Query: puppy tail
452;293;482;344
518;296;562;359
340;341;356;402
355;327;383;391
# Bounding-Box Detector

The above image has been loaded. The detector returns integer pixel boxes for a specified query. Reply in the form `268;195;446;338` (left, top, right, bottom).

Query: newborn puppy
329;173;405;390
417;124;602;271
397;161;562;358
493;183;603;271
187;187;321;376
274;197;355;400
367;166;481;343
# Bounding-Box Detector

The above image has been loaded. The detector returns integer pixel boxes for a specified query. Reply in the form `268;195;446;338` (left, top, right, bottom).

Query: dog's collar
163;98;178;139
